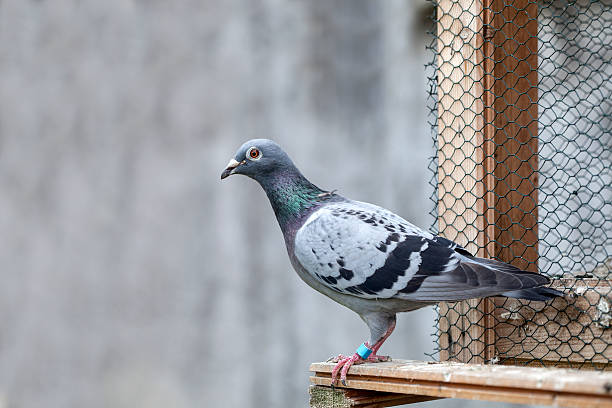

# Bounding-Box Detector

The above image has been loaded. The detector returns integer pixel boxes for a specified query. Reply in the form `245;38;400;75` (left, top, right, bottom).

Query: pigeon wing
294;201;549;301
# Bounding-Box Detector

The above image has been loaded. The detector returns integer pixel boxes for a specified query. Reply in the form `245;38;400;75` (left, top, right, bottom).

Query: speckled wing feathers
294;201;445;299
294;201;549;301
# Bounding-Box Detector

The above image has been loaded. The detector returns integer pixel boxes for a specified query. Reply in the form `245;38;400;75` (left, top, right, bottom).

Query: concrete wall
0;1;520;407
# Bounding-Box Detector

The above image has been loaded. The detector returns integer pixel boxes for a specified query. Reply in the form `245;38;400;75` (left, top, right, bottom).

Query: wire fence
427;0;611;368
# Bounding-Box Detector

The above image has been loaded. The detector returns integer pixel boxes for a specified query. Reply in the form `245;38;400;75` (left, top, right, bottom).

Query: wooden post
436;0;538;364
484;0;539;272
436;0;493;364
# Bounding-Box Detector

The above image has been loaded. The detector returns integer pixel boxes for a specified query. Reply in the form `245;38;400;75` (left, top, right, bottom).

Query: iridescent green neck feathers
259;172;328;229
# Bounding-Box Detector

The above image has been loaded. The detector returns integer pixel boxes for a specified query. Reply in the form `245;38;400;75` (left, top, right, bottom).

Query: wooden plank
310;360;612;408
310;376;612;408
436;0;491;364
495;279;612;366
309;386;441;408
436;0;486;264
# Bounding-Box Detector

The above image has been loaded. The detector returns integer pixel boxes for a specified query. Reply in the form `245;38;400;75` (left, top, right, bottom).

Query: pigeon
221;139;563;385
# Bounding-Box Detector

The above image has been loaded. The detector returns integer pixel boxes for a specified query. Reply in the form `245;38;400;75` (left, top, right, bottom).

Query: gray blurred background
0;1;525;407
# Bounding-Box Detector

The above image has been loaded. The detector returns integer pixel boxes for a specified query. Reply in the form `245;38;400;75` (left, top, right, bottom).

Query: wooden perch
310;360;612;407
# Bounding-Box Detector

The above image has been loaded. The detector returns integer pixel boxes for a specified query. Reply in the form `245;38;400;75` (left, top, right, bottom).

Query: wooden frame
435;0;611;367
307;3;612;405
310;360;612;407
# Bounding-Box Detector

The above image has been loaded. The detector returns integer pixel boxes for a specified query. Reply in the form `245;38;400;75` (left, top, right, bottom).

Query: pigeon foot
328;352;392;386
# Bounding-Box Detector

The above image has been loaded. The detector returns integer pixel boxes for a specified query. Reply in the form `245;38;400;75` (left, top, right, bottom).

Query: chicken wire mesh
427;0;611;368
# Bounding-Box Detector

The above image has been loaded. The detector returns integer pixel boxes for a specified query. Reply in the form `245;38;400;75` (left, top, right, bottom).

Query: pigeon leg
330;313;396;386
367;315;396;360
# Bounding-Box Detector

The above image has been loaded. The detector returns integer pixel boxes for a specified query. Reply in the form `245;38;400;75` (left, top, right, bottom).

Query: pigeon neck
259;170;327;230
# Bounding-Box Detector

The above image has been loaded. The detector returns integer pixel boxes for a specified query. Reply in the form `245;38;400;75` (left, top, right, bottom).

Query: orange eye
247;147;261;160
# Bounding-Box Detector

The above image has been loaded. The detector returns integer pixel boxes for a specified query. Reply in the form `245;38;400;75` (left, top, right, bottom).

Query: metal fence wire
427;0;611;368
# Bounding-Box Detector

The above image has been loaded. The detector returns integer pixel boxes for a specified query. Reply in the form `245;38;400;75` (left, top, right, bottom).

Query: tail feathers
467;256;564;300
455;254;562;301
502;287;565;301
401;253;563;302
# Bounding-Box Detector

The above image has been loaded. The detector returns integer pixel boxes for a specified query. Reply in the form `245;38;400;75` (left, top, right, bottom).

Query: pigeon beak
221;159;242;180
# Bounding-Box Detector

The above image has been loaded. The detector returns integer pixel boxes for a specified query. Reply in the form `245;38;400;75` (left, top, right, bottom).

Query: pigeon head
220;139;296;182
221;139;335;230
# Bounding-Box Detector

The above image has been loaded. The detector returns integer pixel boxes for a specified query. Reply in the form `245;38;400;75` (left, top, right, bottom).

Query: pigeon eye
247;147;261;160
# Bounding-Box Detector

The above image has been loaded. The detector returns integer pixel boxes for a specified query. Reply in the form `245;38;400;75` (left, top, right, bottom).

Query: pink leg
329;319;396;386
